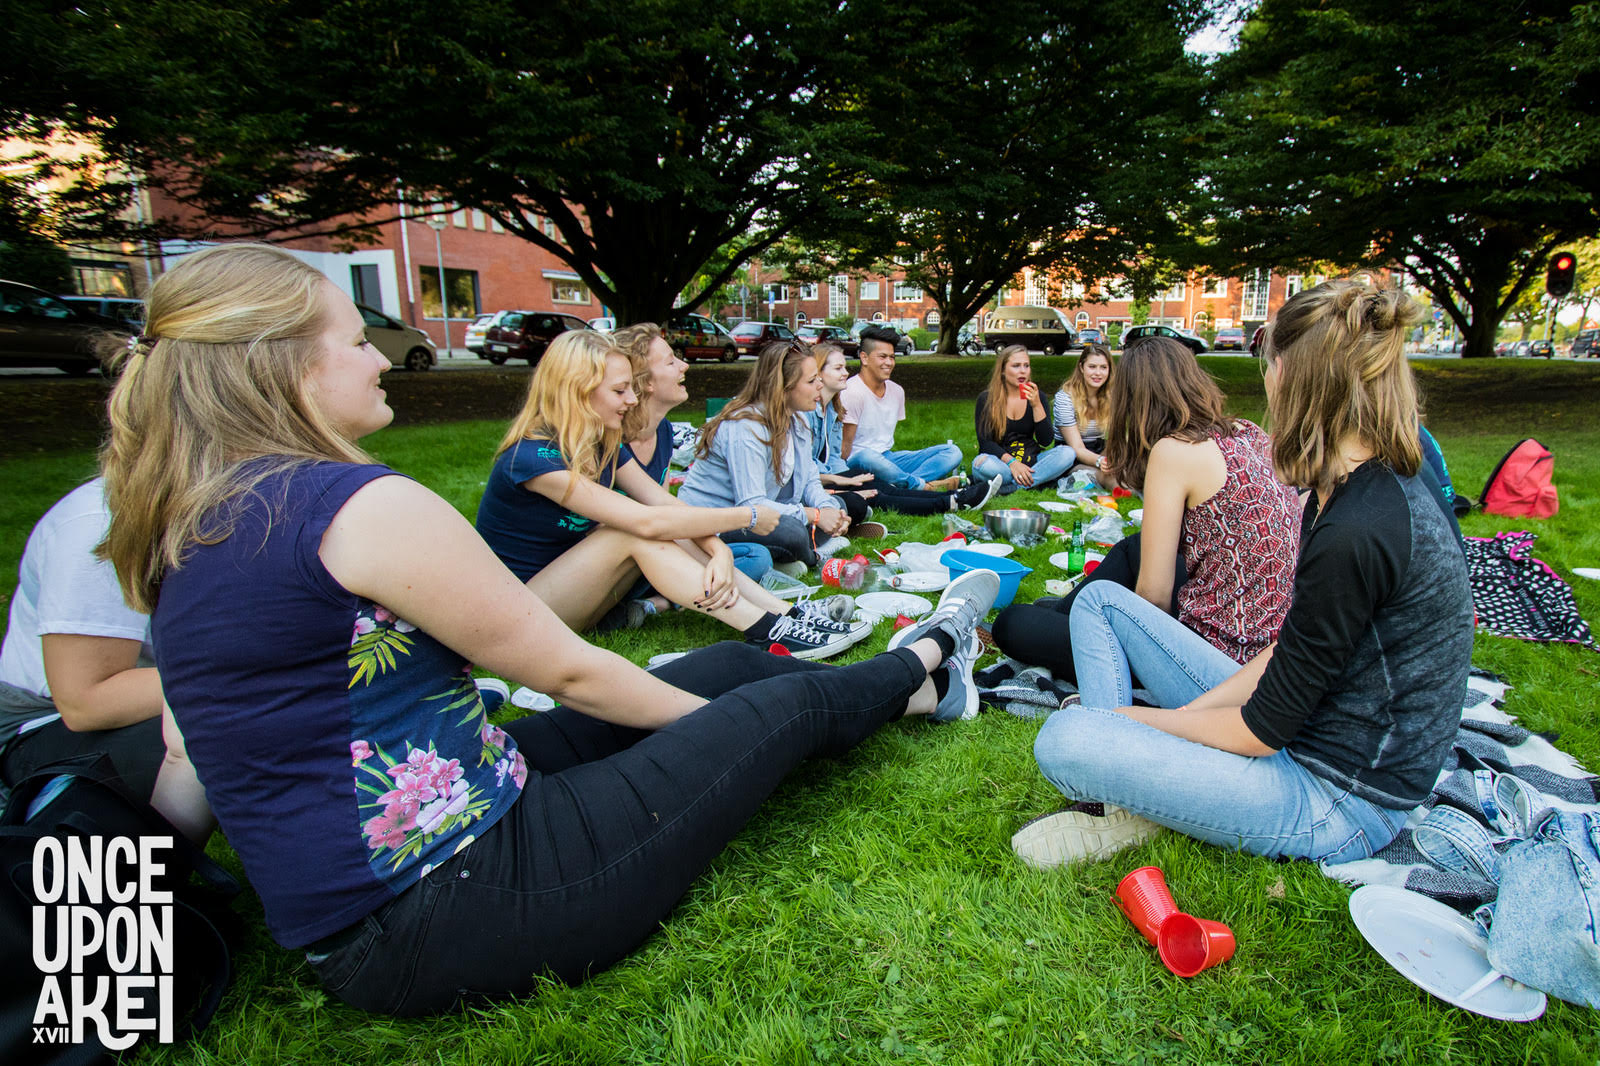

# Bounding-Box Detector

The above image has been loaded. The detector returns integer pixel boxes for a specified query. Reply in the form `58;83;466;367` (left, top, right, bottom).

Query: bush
908;327;936;351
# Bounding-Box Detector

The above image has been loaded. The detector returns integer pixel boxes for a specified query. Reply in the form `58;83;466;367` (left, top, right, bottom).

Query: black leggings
308;642;927;1015
990;532;1186;685
834;478;954;520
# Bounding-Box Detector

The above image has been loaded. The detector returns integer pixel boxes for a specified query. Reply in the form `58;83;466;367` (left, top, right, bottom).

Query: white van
983;305;1076;354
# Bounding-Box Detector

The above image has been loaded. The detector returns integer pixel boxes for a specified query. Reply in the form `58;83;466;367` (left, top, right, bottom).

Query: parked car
588;316;616;333
358;304;437;371
665;313;739;362
1530;338;1554;358
465;312;509;354
60;295;145;332
980;306;1076;355
1119;323;1208;355
796;323;859;357
848;321;914;357
1213;326;1247;352
729;320;797;358
0;279;126;375
482;310;589;365
1510;340;1532;358
1076;327;1104;347
1571;330;1600;358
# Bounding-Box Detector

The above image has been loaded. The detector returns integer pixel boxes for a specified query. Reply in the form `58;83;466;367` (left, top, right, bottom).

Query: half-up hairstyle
981;345;1030;439
813;342;848;417
497;330;628;499
99;242;374;613
698;341;814;481
611;322;664;442
1102;337;1232;491
1263;279;1423;497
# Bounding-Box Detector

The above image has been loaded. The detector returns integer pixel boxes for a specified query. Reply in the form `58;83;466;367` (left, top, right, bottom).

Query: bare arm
1060;422;1101;468
39;634;163;731
532;466;777;540
1132;440;1188;611
1113;644;1278;758
322;476;706;729
839;421;858;460
148;700;215;843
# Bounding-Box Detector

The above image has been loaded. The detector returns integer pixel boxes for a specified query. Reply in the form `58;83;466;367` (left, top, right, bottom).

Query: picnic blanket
1318;670;1600;908
1465;531;1597;650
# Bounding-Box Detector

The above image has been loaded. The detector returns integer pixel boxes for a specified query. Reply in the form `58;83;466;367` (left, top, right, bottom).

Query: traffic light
1547;251;1577;298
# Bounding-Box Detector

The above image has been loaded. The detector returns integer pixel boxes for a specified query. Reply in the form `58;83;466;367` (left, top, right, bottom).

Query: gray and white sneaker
931;632;984;721
765;610;869;660
797;594;857;624
1010;802;1162;869
886;568;1002;656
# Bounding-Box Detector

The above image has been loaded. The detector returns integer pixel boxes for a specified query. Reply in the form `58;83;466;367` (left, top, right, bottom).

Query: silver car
358;304;436;371
464;311;507;354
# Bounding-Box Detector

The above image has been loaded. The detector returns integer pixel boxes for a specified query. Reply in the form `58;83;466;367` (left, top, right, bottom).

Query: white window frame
1285;274;1305;298
798;283;818;301
1201;277;1226;297
768;284;789;304
859;280;880;301
1241;270;1270;319
830;275;851;317
1023;274;1049;306
893;280;922;303
545;271;591;305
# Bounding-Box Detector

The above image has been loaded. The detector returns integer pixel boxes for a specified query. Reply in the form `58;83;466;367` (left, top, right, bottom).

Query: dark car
1530;338;1554;358
1572;330;1600;358
729;320;797;358
0;279;127;375
1120;323;1208;355
796;323;859;357
60;295;145;332
1213;327;1247;352
848;321;915;358
665;313;739;362
1077;327;1104;347
481;310;589;365
1510;340;1532;358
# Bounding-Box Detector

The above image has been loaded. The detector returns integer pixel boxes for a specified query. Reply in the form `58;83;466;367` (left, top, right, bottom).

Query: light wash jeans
1033;581;1408;862
728;542;773;581
844;442;962;490
972;445;1077;493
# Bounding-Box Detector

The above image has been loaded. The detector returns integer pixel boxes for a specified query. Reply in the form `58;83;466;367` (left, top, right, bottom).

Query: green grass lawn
3;358;1600;1063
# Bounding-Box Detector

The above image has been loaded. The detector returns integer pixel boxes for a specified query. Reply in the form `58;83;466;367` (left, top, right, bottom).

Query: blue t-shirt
620;418;675;487
476;438;618;581
154;462;525;947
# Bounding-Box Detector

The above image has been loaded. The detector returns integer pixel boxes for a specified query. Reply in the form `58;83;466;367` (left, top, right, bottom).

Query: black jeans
990;532;1187;685
720;513;817;566
308;642;927;1015
836;478;953;519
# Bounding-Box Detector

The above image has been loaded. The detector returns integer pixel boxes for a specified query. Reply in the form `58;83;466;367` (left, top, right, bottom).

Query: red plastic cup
892;613;917;630
1083;559;1100;575
1115;866;1180;946
1157;913;1236;977
766;642;793;656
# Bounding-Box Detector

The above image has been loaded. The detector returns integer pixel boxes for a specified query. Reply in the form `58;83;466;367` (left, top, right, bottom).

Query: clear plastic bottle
840;558;869;590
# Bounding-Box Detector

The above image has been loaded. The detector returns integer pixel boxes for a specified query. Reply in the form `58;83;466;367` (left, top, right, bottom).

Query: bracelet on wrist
748;505;759;531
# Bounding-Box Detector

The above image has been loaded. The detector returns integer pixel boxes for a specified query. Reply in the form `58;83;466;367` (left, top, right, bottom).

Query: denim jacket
807;404;849;476
678;409;841;523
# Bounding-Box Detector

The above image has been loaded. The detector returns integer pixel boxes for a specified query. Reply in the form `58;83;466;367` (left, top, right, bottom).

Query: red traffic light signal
1548;251;1577;298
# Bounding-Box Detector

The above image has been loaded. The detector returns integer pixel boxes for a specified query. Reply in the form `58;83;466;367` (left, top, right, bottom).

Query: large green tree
3;0;893;323
804;0;1209;354
1200;0;1600;357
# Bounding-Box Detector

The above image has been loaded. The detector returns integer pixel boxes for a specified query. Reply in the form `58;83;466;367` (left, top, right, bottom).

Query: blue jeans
1033;581;1408;862
728;542;773;581
972;446;1077;493
844;442;962;490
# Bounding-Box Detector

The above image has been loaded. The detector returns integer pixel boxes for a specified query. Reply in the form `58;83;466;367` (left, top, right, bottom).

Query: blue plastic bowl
942;548;1033;609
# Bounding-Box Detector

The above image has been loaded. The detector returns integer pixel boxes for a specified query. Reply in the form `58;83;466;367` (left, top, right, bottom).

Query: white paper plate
1348;885;1546;1021
894;570;950;592
962;542;1014;557
1573;567;1600;580
1048;550;1106;572
855;591;933;620
1037;500;1073;512
772;583;821;601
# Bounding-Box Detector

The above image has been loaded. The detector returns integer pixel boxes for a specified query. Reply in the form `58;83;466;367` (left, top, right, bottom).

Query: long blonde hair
99;243;373;613
698;341;812;481
612;322;665;442
1061;343;1113;425
1263;279;1423;497
980;345;1030;438
496;330;626;498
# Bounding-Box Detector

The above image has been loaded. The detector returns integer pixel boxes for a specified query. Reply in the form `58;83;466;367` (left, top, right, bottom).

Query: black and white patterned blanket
1465;531;1597;650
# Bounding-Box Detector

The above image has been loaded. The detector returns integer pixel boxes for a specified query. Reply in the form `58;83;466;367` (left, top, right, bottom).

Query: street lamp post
424;217;450;359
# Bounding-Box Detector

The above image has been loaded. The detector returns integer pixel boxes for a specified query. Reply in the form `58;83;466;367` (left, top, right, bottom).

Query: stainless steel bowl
983;508;1048;540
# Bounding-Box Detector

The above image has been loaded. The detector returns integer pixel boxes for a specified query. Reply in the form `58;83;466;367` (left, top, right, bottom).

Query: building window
860;280;880;301
543;216;556;239
451;208;468;228
1075;312;1090;328
1201;277;1226;297
419;267;479;319
1067;281;1086;299
1023;274;1048;306
550;278;591;304
798;283;818;301
767;284;789;303
471;209;487;231
1103;277;1132;300
1241;270;1270;319
1285;274;1304;298
893;281;922;302
350;264;380;307
830;275;851;317
1157;282;1185;301
71;260;133;297
491;218;504;234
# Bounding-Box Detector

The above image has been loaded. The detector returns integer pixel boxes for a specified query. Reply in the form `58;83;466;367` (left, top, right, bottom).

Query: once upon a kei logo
30;836;175;1051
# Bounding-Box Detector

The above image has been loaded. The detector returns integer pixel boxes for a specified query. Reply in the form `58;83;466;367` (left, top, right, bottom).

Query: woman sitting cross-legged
1011;280;1474;868
992;336;1301;684
678;340;856;569
474;329;868;659
808;343;1002;522
1053;342;1114;476
102;242;1002;1016
972;345;1077;493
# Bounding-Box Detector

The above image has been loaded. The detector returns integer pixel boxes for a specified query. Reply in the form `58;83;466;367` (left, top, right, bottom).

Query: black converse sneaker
765;611;869;660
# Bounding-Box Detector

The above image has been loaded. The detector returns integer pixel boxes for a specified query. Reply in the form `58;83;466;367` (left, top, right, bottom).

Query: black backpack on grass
0;755;239;1066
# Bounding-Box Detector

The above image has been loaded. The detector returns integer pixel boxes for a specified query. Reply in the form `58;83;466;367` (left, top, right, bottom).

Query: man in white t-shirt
0;479;165;800
839;324;962;490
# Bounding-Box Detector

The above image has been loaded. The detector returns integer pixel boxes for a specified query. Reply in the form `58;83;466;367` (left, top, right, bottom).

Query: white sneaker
1010;803;1162;869
775;560;810;579
815;536;852;559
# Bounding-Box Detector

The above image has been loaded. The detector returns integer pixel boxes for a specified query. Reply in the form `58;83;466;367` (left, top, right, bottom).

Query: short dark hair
858;323;900;350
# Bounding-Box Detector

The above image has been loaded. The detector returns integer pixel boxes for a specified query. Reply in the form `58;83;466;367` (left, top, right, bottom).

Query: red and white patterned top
1177;420;1301;662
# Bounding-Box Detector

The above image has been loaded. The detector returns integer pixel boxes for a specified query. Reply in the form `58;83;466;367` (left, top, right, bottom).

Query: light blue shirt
679;409;841;522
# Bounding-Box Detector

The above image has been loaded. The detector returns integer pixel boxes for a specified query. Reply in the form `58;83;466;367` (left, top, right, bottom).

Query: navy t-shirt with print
620;418;675;487
476;438;617;581
154;462;526;948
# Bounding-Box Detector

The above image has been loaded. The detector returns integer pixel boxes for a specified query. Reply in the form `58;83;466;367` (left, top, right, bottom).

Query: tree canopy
1200;0;1600;357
